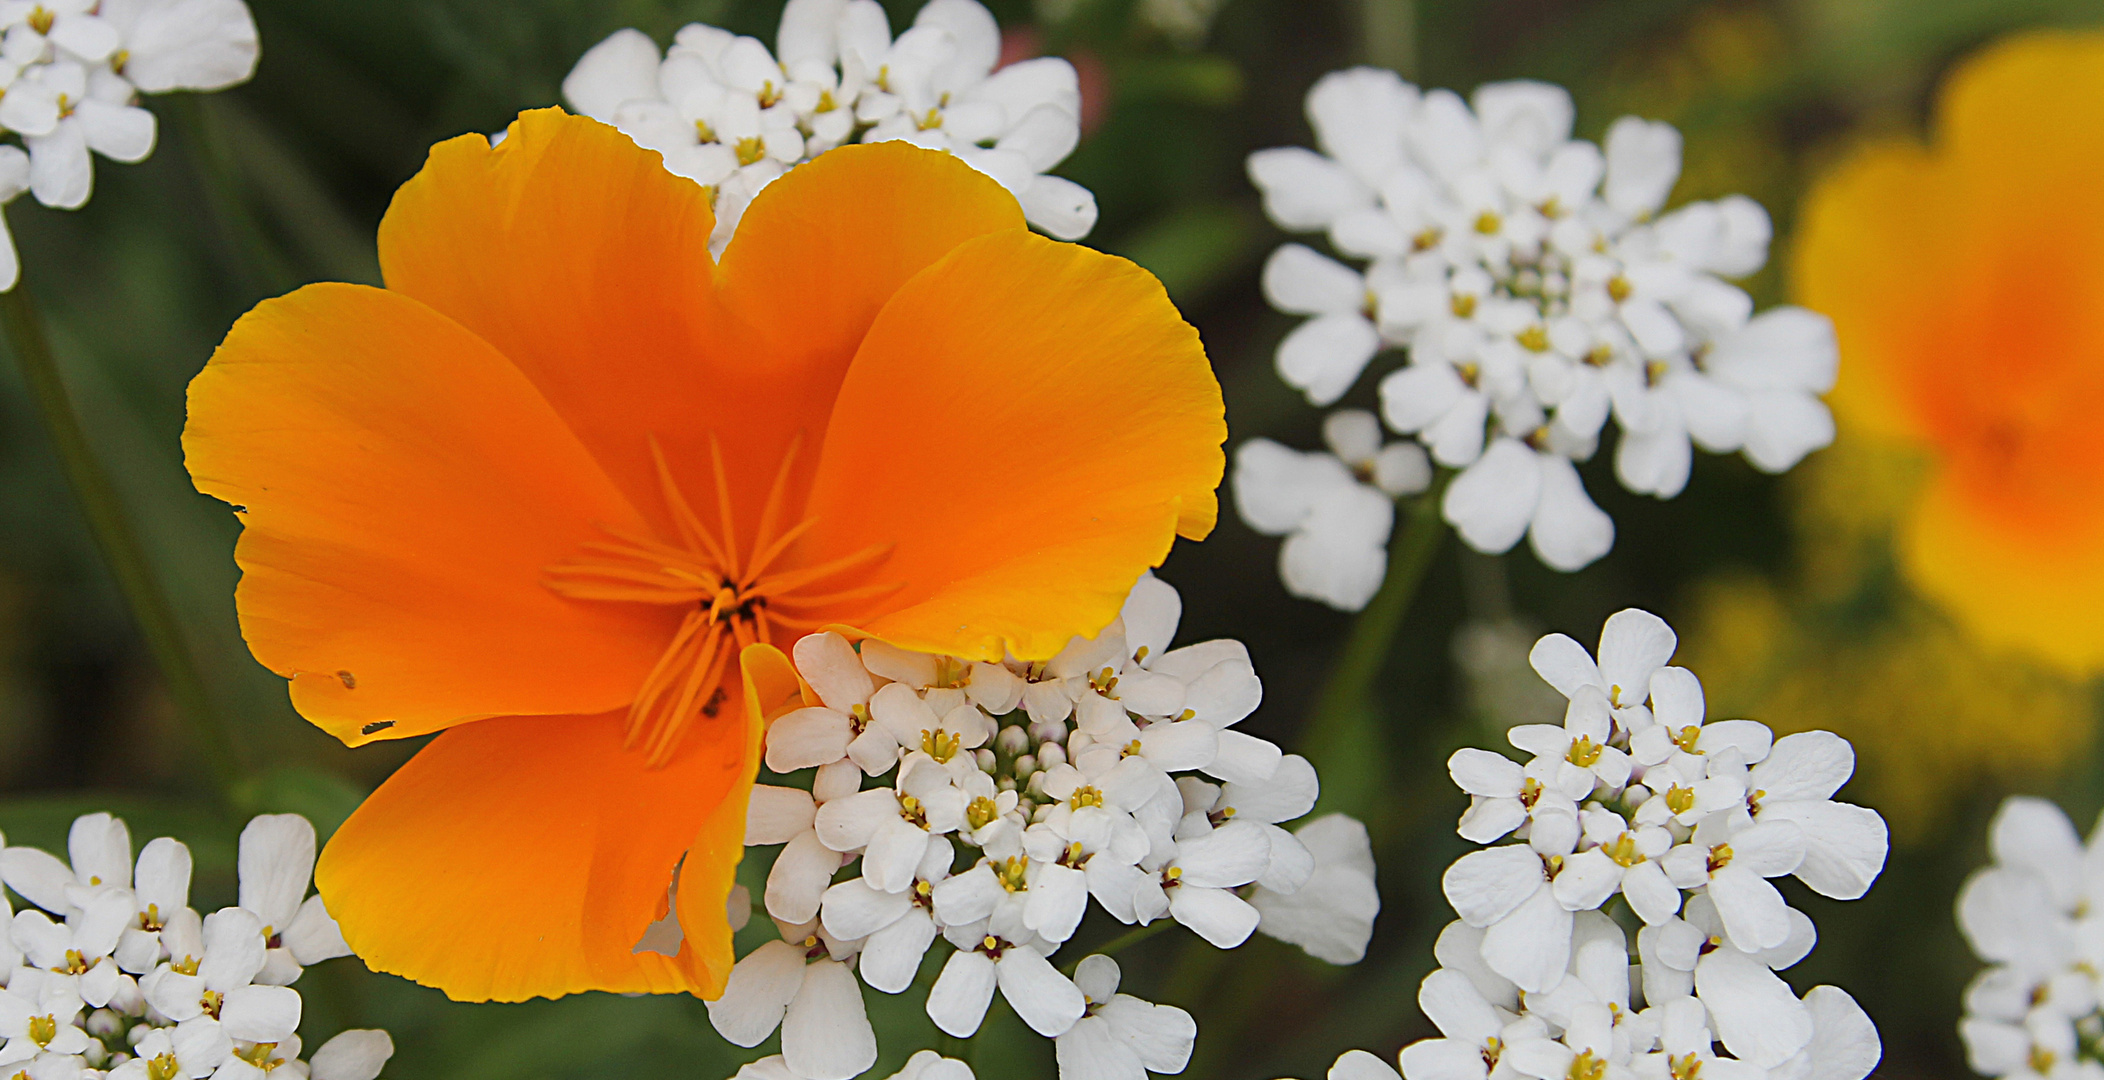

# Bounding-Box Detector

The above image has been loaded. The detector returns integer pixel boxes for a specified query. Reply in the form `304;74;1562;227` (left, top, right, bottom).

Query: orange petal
673;643;804;992
376;108;737;531
182;283;671;744
799;229;1224;661
1902;479;2104;674
315;707;756;1002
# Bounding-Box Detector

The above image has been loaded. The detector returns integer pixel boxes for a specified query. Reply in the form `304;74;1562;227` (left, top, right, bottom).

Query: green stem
1;278;248;804
1359;0;1418;79
1063;920;1172;974
169;95;299;296
1297;476;1449;822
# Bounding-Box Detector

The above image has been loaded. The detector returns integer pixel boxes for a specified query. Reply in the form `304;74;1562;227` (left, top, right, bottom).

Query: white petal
1278;313;1382;406
1480;886;1572;994
1055;1015;1145;1080
1695;947;1813;1067
1247;146;1372;231
1797;985;1880;1080
111;0;258;92
782;959;878;1080
1709;865;1791;952
27;119;91;209
994;945;1085;1037
77;100;155;163
927;948;998;1037
1264;243;1366;316
747;786;819;846
708;940;805;1046
1418;967;1501;1044
1232;438;1327;535
1595;609;1676;707
1741;390;1834;473
1168;885;1260;948
1761;800;1887;901
1019;174;1098;241
237;815;316;934
1174;821;1270;888
859;908;938;994
819;878;911;941
766;831;841;924
1443;438;1540;555
198;906;266;991
1443;846;1544;928
281;894;350;965
1330;1048;1405;1080
308;1030;393;1080
765;707;854;771
562;28;662;122
1602;115;1680;219
1528;454;1614;571
220;984;301;1043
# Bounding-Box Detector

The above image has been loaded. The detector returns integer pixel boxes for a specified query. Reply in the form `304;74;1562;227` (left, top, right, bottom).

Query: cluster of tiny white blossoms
0;0;258;288
1235;69;1840;606
1955;796;2104;1080
1309;608;1887;1080
0;812;392;1080
561;0;1094;255
717;572;1380;1080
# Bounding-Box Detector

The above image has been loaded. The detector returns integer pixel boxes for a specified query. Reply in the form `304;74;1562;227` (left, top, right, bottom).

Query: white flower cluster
1323;608;1888;1080
1236;69;1839;605
562;0;1094;255
0;812;392;1080
1956;797;2104;1080
717;572;1379;1080
0;0;258;288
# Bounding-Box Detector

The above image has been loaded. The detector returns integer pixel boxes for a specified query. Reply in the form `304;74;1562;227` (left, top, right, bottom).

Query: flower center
1565;735;1603;768
147;1054;181;1080
547;436;897;765
28;7;52;35
1707;843;1734;873
735;136;766;166
26;1016;55;1049
1665;784;1697;815
1602;832;1646;867
966;796;1001;830
1668;1052;1703;1080
995;855;1029;892
1567;1049;1607;1080
235;1043;285;1072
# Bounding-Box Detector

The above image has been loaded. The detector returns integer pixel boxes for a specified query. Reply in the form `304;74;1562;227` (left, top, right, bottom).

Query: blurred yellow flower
1795;30;2104;674
1683;435;2095;842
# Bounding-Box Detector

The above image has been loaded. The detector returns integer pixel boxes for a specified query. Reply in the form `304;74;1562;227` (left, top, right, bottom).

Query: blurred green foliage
7;0;2104;1076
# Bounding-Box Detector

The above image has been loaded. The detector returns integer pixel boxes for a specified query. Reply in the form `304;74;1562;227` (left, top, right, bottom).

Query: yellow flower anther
915;108;944;131
1451;293;1479;319
757;82;783;108
967;795;1001;830
915;879;933;898
1645;359;1671;387
1669;1051;1703;1080
172;955;200;977
695;119;718;143
141;902;164;932
1566;735;1603;768
1070;785;1105;810
26;1016;55;1049
146;1053;181;1080
1607;276;1633;303
735;136;766;167
28;7;52;35
849;703;872;732
1164;866;1183;882
1177;708;1196;721
1603;832;1646;868
996;855;1030;892
1474;210;1503;235
1412;227;1444;252
1707;843;1734;873
1516;325;1550;352
922;728;962;762
1519;777;1544;808
1123;740;1144;758
235;1043;284;1071
201;990;224;1020
54;948;89;976
2032;1048;2058;1074
1583;343;1614;367
1567;1049;1608;1080
815;89;837;113
1481;1036;1503;1069
1665;784;1697;815
1672;725;1703;753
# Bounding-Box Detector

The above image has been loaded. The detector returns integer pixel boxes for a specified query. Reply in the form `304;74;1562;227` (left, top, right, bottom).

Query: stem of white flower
1062;920;1173;975
1297;474;1449;825
168;94;301;297
1358;0;1417;78
0;273;248;806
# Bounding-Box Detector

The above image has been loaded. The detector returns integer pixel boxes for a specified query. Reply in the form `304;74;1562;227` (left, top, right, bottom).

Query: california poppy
1796;31;2104;673
182;108;1224;1002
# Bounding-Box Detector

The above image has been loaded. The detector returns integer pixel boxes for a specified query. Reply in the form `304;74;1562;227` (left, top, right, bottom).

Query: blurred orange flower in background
182;109;1224;1003
1796;31;2104;674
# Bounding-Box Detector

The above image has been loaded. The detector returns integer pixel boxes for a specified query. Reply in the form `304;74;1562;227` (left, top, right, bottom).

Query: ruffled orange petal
798;229;1225;661
183;283;671;744
315;704;757;1002
375;108;739;532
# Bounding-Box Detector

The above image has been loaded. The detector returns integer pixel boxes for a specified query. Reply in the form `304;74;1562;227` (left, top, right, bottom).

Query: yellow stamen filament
28;7;52;35
146;1053;180;1080
1606;276;1633;303
1070;785;1105;810
1602;832;1646;868
1565;735;1603;768
921;729;961;762
1567;1049;1607;1080
1665;784;1697;815
26;1016;55;1049
1668;1051;1702;1080
1473;211;1502;235
1671;725;1703;753
1451;293;1478;319
996;855;1029;892
735;136;766;166
1516;325;1549;352
1707;843;1733;873
545;434;899;765
966;796;1001;830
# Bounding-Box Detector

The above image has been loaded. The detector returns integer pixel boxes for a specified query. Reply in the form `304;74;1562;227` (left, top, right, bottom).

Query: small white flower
1054;955;1196;1080
926;936;1084;1039
708;935;878;1080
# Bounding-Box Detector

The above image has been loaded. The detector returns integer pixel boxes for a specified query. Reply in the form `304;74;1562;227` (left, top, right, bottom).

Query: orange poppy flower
182;108;1224;1003
1795;31;2104;674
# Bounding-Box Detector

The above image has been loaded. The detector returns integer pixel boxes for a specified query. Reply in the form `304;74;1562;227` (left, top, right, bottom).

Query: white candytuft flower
1284;607;1884;1080
1235;68;1838;593
0;0;259;289
1232;410;1430;611
1954;796;2104;1080
0;811;387;1080
562;0;1093;254
717;572;1375;1080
